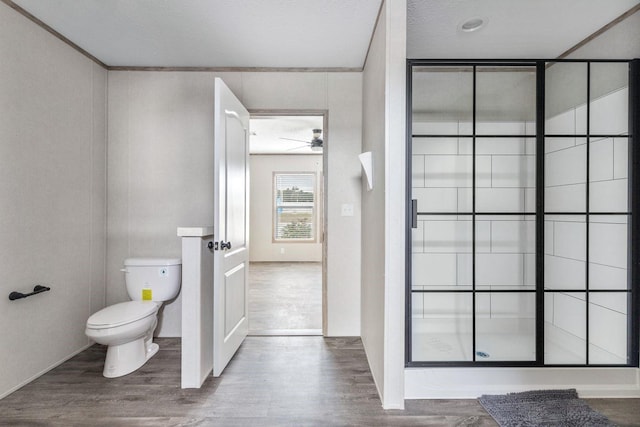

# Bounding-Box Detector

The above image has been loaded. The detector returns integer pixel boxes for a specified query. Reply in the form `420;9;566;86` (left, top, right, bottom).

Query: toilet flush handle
120;268;128;273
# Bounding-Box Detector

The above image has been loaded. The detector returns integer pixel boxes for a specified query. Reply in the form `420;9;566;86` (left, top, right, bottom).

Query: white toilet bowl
85;301;161;378
86;257;181;378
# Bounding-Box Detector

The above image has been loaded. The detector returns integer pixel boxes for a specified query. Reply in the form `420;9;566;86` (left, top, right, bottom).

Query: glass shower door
409;64;538;365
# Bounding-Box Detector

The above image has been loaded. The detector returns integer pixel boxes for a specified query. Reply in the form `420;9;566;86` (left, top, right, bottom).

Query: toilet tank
123;258;182;302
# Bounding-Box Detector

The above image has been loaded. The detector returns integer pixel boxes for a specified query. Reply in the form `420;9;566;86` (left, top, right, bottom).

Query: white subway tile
459;122;473;135
412;137;458;155
457;253;473;286
477;188;524;212
413;187;458;212
524;188;536;212
425;155;472;188
575;104;587;135
545;293;554;324
590;222;627;269
490;293;536;318
545;184;586;212
545;137;576;154
476;156;492;187
525;138;536;155
590;179;628;212
590;293;627;315
476;253;524;287
545;144;586;187
424;219;472;253
476;138;525;155
423;293;473;318
589;138;614;182
525;121;536;136
554;293;586;340
491;155;535;188
413;121;459;135
475;220;492;253
524;254;535;286
490;220;536;253
458;138;473;154
589;303;627;360
412;253;457;286
613;138;628;180
554;220;586;261
412;155;425;188
477;121;526;135
589;263;627;290
546;110;575;135
544;220;554;255
590;88;628;136
457;188;473;212
412;292;424;318
545;255;585;290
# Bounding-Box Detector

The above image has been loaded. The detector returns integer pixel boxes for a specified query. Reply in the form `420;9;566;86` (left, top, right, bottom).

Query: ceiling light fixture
459;17;486;33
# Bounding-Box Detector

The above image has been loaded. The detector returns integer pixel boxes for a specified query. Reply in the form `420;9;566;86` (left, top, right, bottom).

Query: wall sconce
358;152;373;191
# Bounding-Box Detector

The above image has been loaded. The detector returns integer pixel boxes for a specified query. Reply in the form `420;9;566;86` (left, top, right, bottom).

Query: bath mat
478;389;616;426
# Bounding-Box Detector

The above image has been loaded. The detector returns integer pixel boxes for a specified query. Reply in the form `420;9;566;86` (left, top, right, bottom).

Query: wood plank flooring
249;262;322;335
1;337;638;426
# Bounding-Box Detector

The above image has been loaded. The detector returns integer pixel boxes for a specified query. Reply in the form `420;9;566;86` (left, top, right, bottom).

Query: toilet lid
87;301;159;329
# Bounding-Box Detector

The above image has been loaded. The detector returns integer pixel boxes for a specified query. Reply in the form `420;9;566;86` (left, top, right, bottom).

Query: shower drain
476;351;490;358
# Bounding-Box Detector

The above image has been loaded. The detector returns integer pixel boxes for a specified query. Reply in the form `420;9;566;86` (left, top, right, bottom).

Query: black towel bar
9;285;51;301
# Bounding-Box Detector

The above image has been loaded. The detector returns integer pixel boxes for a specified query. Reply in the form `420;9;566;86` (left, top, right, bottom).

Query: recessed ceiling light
459;17;486;33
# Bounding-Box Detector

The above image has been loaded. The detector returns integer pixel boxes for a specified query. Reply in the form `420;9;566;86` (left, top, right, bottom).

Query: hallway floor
249;262;322;335
1;337;638;426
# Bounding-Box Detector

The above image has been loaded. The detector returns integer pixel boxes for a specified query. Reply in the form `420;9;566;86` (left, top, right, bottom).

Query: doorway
248;113;326;336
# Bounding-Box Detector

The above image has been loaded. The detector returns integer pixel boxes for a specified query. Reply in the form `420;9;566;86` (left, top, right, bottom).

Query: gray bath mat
478;389;616;426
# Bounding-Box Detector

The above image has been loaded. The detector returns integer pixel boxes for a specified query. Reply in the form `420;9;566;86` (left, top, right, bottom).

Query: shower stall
406;59;639;370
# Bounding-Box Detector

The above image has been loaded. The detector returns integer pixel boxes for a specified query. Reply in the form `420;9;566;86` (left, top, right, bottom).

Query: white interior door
213;78;250;376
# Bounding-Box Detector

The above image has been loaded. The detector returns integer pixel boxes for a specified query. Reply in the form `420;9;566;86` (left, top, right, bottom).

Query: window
273;173;316;241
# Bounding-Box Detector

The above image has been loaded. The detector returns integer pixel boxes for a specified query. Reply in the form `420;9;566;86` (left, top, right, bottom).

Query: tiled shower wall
544;87;629;364
411;86;630;364
412;120;536;321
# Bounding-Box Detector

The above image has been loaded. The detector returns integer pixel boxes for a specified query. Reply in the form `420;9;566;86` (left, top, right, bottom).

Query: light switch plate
341;203;354;217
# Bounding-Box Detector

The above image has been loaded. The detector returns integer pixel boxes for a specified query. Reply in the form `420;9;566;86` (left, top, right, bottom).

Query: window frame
272;171;318;243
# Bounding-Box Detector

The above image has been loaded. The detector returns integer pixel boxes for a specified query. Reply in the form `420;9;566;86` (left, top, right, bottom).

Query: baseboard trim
405;367;640;399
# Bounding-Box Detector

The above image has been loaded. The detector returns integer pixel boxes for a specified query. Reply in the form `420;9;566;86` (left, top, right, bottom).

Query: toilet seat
87;301;159;329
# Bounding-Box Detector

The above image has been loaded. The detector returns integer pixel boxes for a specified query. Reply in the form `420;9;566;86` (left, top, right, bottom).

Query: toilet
85;257;181;378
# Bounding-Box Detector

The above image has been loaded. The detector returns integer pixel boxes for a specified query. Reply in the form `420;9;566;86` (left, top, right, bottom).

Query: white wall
107;71;362;337
566;10;640;59
361;0;407;409
0;3;107;398
250;154;323;262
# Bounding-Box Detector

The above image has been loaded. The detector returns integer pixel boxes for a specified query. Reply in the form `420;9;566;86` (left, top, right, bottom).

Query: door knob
220;241;232;250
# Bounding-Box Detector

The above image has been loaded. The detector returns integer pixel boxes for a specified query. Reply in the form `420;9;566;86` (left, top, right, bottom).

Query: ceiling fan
280;129;323;151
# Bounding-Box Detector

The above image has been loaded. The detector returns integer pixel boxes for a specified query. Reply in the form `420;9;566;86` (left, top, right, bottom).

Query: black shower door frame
405;58;640;368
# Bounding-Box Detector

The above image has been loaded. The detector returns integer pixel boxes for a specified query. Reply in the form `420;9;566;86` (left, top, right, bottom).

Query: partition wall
406;59;639;367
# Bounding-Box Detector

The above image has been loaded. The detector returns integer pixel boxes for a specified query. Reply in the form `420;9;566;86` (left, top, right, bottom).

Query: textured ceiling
9;0;640;68
12;0;382;68
407;0;640;59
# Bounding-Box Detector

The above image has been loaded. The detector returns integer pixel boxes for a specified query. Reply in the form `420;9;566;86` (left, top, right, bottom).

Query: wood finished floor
249;262;322;335
1;337;638;427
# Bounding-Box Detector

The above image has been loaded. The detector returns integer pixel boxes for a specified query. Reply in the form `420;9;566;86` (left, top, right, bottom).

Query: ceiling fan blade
280;137;310;144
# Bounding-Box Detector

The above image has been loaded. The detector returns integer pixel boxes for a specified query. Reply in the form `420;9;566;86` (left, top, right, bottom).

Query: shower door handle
411;199;418;229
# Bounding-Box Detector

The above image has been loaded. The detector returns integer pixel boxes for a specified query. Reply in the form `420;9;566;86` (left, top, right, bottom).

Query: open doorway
248;112;326;336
